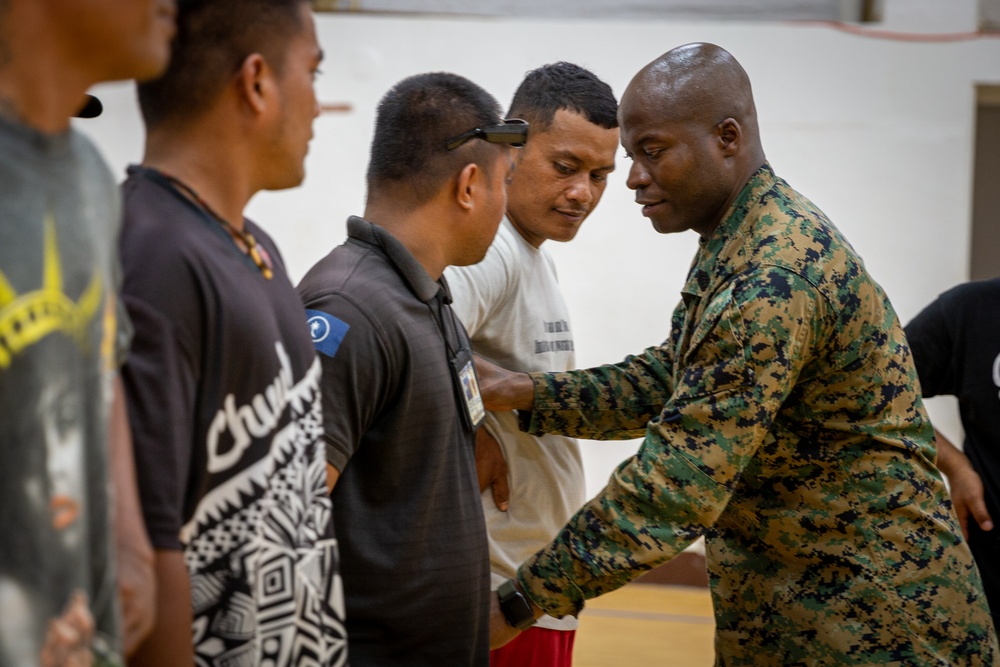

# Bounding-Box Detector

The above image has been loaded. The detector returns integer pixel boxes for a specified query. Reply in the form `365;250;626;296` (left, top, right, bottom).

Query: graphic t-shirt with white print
120;166;347;667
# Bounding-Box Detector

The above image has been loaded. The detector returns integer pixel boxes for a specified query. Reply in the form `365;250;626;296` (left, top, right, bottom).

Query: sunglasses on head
445;118;529;151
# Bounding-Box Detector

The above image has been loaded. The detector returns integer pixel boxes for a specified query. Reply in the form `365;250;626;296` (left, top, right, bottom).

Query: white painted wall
313;0;851;20
79;0;999;500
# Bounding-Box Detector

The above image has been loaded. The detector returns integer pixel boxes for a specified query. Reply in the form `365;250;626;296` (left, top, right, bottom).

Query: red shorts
490;626;576;667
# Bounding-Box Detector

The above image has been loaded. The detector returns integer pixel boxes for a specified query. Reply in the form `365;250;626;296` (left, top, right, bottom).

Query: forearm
475;355;535;412
325;463;340;493
491;372;535;412
521;345;674;440
110;376;156;657
934;429;972;478
516;431;726;617
128;550;194;667
933;427;994;536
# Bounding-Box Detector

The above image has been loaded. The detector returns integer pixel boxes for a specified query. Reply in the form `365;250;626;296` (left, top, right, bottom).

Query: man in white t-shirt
446;62;619;667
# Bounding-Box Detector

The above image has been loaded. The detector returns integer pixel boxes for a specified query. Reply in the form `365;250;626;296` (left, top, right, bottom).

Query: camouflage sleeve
516;266;827;618
518;308;685;440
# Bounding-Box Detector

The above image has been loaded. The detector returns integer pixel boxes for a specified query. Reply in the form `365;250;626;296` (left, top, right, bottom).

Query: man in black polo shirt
298;72;524;666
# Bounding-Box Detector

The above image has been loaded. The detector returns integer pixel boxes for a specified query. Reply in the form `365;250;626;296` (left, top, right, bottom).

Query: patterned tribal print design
183;355;346;667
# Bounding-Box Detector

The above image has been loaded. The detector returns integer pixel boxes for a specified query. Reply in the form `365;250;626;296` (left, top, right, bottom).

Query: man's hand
476;428;509;512
39;591;94;667
473;355;535;412
948;465;993;540
935;428;994;540
489;588;523;650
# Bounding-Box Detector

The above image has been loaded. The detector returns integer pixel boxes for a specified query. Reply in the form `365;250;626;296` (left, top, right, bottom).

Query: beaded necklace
155;169;273;280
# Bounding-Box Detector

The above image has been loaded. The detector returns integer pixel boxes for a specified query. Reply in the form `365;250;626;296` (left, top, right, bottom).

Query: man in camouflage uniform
479;43;999;665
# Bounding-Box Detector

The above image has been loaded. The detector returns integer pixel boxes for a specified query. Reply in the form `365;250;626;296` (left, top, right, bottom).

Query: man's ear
455;163;479;212
717;118;741;157
235;53;271;115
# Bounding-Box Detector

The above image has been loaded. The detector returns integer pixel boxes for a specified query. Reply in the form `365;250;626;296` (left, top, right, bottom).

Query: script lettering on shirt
206;342;305;473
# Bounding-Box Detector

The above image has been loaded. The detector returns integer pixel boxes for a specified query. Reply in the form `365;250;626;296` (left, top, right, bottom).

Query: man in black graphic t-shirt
906;277;1000;632
120;1;346;665
298;73;521;666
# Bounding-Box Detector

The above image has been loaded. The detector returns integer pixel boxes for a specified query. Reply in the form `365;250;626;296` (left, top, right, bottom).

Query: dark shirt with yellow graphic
516;164;998;665
0;115;123;666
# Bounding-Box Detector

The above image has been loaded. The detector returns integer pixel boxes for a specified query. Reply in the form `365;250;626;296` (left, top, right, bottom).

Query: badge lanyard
430;292;486;433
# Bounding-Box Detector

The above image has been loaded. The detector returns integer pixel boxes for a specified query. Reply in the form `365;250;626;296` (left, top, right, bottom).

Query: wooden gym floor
574;583;715;666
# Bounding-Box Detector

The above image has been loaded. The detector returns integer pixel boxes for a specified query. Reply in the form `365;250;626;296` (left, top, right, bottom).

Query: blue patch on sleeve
305;309;350;359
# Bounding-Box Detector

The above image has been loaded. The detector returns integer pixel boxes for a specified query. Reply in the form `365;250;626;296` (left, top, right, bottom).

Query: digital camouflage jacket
516;163;998;665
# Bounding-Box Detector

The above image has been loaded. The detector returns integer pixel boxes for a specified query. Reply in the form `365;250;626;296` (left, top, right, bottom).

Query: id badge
451;348;485;430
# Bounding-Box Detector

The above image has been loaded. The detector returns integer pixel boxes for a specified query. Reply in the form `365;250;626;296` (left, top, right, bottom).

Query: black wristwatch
497;579;536;631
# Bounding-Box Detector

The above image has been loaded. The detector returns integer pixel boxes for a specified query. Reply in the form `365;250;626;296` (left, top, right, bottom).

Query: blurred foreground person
0;0;174;663
119;1;346;664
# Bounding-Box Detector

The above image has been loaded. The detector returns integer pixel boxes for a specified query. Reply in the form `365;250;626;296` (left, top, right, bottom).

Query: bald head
625;43;761;154
619;43;767;237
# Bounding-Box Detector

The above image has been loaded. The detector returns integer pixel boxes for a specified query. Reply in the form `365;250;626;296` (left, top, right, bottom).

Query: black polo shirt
298;216;489;667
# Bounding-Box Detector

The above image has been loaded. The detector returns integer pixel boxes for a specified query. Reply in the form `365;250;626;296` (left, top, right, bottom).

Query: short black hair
508;62;618;134
138;0;308;128
0;0;10;36
366;72;504;204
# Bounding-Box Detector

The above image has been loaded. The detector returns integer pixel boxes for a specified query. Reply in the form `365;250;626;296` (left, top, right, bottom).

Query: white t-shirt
446;218;585;631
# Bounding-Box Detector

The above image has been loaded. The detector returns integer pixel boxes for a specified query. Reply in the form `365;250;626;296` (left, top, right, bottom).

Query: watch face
499;581;535;630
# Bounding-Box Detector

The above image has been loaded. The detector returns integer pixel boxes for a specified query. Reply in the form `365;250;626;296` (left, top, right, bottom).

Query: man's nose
626;160;651;191
565;174;594;207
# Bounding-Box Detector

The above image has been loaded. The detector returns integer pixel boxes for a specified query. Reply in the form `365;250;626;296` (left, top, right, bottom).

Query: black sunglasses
445;118;529;151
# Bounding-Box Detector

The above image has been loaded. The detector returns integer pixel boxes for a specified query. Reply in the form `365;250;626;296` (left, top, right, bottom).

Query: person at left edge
298;72;522;666
0;0;174;664
118;1;346;665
